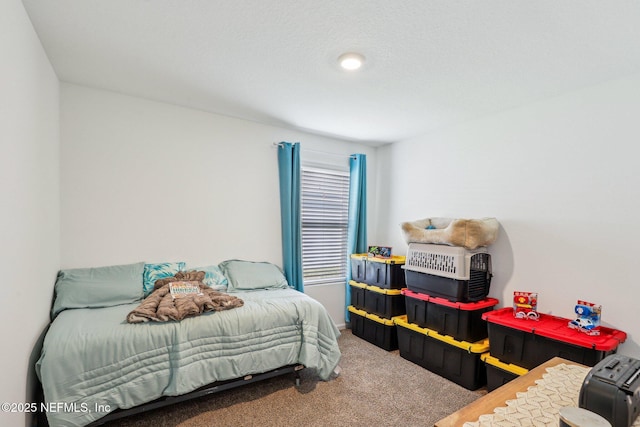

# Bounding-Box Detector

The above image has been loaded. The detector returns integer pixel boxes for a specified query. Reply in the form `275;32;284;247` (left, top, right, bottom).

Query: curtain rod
272;142;357;159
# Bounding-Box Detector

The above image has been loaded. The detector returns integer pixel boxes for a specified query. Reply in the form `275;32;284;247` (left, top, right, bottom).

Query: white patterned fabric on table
464;363;640;427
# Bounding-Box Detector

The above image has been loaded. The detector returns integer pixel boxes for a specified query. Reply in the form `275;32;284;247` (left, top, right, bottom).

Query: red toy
513;291;539;320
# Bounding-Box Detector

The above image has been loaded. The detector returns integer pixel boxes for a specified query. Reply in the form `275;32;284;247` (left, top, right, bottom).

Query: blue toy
568;300;601;335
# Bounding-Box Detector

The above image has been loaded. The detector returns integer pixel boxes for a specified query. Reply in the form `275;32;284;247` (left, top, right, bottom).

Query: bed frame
83;364;305;426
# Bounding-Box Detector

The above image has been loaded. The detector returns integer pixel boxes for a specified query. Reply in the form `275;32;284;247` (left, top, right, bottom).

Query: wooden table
435;357;585;427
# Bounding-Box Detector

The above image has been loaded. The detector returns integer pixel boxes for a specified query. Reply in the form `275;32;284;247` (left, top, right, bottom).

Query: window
301;166;350;286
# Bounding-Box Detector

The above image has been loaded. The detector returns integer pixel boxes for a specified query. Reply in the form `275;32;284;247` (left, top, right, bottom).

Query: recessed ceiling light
338;52;365;71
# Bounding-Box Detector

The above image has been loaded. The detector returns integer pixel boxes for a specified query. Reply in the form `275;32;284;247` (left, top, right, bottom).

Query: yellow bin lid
348;280;368;289
349;280;403;295
350;253;405;264
348;305;367;317
480;353;529;376
348;306;399;326
394;315;490;353
365;284;403;296
366;255;406;265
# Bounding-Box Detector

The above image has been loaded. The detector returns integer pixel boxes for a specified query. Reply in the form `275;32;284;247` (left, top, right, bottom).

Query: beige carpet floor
106;329;485;427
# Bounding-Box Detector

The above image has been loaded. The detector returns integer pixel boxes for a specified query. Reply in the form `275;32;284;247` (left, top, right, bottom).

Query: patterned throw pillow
143;262;185;296
189;265;228;291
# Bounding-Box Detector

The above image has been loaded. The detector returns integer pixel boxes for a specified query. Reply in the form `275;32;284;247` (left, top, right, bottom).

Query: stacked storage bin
481;353;529;392
481;307;627;391
395;316;490;390
403;289;498;343
348;254;406;351
396;243;497;390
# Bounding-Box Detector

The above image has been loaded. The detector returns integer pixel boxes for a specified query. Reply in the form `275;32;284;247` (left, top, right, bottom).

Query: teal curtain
277;142;304;292
345;154;367;321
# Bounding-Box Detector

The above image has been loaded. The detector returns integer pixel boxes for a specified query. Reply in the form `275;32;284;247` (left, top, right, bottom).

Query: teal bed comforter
36;288;341;427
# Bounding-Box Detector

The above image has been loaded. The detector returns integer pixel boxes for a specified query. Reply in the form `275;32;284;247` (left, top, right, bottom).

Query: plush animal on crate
401;217;499;249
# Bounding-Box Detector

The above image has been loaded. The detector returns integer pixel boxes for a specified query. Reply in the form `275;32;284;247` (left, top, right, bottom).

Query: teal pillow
143;262;185;295
52;262;145;319
219;260;289;292
188;264;228;291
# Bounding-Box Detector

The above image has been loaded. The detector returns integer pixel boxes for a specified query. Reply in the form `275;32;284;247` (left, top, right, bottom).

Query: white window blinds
301;166;350;286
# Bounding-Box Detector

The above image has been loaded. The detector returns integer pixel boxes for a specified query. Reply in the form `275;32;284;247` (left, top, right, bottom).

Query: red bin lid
482;307;626;351
402;289;499;310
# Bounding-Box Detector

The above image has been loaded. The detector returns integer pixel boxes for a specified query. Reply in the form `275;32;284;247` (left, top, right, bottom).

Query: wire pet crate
404;243;492;302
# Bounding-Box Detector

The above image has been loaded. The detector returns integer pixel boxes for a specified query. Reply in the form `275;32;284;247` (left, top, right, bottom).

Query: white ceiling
22;0;640;146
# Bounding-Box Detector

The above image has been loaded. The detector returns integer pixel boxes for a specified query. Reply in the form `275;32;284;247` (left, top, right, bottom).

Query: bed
36;260;342;427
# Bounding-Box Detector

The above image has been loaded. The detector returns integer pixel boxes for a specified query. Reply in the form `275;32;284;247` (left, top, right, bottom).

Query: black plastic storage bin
350;254;367;283
395;315;488;390
403;289;498;342
481;353;528;392
403;243;491;302
348;280;367;311
348;306;399;351
364;285;405;319
403;288;429;328
483;308;627;370
349;280;405;318
350;254;406;289
364;256;406;289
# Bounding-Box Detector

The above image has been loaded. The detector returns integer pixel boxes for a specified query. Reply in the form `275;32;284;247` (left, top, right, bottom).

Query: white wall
0;1;60;426
376;75;640;357
60;83;377;328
